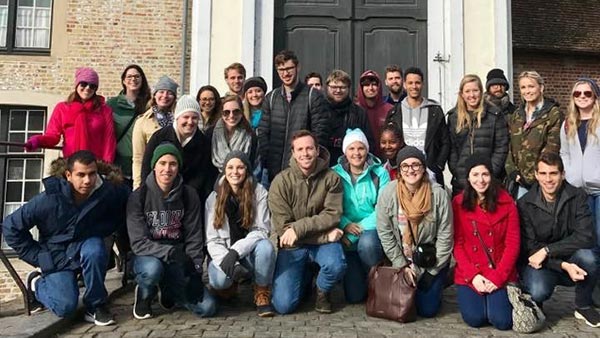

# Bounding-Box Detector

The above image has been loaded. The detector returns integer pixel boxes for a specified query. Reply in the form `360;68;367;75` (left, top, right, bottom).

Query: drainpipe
181;0;190;94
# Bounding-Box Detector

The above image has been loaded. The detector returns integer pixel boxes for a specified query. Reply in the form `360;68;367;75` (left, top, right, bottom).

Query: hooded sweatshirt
355;70;394;147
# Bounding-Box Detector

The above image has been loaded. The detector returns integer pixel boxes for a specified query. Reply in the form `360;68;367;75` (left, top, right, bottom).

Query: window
0;0;53;54
0;106;46;250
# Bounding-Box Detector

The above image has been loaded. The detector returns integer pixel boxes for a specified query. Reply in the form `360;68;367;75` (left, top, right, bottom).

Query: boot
315;288;332;313
254;285;275;317
211;282;238;301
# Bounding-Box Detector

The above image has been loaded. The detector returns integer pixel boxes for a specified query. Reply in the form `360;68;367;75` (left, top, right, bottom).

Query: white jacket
560;120;600;195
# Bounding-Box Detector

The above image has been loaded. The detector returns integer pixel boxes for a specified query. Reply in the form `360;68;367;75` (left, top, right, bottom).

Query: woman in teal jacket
332;128;390;303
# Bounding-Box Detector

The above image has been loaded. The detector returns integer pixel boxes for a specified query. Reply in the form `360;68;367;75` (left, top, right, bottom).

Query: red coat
37;96;116;162
452;189;520;291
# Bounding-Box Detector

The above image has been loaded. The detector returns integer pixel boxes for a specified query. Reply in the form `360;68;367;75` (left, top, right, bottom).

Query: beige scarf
397;178;432;247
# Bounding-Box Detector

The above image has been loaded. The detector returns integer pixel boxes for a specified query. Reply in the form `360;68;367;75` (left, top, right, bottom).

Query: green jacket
107;94;137;177
506;98;562;186
268;146;343;248
376;180;453;277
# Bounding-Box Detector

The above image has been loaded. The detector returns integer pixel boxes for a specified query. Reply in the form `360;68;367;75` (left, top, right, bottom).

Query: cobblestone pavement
56;285;600;338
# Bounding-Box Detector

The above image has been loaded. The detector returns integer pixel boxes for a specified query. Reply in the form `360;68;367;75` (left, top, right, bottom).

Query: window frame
0;0;53;55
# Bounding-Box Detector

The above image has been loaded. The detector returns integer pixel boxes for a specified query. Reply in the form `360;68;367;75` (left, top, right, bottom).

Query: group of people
2;48;600;332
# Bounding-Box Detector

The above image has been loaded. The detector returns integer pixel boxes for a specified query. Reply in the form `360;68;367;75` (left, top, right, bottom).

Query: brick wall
0;0;192;98
513;51;600;112
0;264;30;303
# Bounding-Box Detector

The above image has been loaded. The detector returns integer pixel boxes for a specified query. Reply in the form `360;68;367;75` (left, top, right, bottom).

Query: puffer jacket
332;154;390;247
376;180;453;278
506;98;562;187
258;81;330;181
205;179;271;266
268;146;343;247
447;107;508;191
452;189;520;290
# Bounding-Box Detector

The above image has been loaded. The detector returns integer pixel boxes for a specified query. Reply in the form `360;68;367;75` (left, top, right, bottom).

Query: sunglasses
573;90;593;98
222;109;242;116
79;82;98;90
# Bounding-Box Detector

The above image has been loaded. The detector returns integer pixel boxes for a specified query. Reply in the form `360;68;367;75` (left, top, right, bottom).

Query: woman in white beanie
141;95;218;206
132;75;178;188
331;128;390;303
207;95;257;173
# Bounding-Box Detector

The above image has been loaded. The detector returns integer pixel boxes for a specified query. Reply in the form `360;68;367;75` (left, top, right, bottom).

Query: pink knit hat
74;67;99;88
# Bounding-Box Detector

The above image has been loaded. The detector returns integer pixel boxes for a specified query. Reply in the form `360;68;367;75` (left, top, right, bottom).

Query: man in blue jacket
2;150;129;326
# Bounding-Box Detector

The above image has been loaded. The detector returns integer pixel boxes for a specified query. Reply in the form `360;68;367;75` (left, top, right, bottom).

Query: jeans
587;194;600;248
208;239;276;289
416;266;447;318
272;242;347;314
519;248;598;308
35;237;108;317
133;255;216;317
343;230;384;303
456;285;512;330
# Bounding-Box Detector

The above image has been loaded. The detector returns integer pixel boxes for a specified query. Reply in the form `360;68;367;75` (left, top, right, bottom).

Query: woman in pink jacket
452;154;520;330
25;67;116;162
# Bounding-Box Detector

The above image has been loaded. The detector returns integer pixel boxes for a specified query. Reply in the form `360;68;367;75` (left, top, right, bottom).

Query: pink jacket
36;96;116;162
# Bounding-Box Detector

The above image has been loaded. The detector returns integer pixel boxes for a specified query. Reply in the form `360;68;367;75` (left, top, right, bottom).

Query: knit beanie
577;77;600;98
396;146;426;166
74;67;99;88
173;95;201;120
151;142;182;169
342;128;369;154
485;68;509;91
464;153;493;180
153;75;179;95
223;150;252;172
243;76;267;95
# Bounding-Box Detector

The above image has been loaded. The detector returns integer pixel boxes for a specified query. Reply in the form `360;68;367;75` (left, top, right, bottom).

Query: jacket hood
145;171;184;202
49;157;124;185
356;70;385;108
517;97;559;120
289;145;331;178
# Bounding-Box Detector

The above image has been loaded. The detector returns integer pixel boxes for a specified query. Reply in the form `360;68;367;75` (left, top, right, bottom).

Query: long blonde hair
565;80;600;142
455;74;484;133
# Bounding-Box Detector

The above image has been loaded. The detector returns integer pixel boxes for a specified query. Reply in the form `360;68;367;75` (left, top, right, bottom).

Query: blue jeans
519;248;598;308
208;239;276;289
416;266;447;318
588;194;600;248
456;285;512;330
35;237;108;317
272;242;347;314
133;255;216;317
343;230;384;303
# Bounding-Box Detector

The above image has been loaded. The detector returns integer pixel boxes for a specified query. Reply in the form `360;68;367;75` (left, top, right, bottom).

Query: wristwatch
543;246;550;255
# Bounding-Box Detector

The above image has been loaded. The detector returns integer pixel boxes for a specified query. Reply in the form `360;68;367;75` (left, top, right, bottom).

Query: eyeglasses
222;109;242;116
328;85;348;91
125;74;141;80
276;66;296;74
200;97;215;102
78;82;98;90
400;163;423;172
573;90;593;98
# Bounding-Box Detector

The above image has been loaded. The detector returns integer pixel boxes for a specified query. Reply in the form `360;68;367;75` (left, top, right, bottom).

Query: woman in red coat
25;67;116;163
452;154;520;330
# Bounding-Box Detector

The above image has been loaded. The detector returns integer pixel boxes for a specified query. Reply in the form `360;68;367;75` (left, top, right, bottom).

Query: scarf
225;195;248;245
153;105;173;128
397;178;432;247
211;119;252;171
71;97;104;153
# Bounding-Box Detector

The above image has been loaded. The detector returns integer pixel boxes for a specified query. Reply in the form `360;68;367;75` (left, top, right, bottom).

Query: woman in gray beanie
132;75;179;188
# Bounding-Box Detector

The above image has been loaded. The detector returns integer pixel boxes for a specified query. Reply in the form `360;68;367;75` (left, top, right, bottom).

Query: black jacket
385;99;450;185
326;97;375;166
517;182;595;272
447;107;509;191
258;82;329;181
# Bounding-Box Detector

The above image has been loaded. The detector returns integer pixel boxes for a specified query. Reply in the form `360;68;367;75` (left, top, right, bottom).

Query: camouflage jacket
505;98;562;186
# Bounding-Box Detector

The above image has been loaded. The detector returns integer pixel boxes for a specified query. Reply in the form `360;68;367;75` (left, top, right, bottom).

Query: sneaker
84;304;116;326
315;289;332;314
254;285;275;317
575;307;600;328
25;270;45;314
158;288;175;311
133;285;153;320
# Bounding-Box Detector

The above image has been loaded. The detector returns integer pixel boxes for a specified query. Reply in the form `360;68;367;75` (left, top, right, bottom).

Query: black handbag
407;222;436;268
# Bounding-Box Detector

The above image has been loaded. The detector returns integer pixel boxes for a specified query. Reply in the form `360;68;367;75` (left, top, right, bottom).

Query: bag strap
406;219;421;246
117;115;138;143
471;220;496;269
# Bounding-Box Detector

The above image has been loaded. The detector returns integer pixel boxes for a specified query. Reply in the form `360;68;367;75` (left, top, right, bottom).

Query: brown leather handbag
366;263;417;323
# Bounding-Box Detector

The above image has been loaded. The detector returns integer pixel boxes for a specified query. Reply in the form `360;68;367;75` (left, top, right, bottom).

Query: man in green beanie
127;142;216;319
